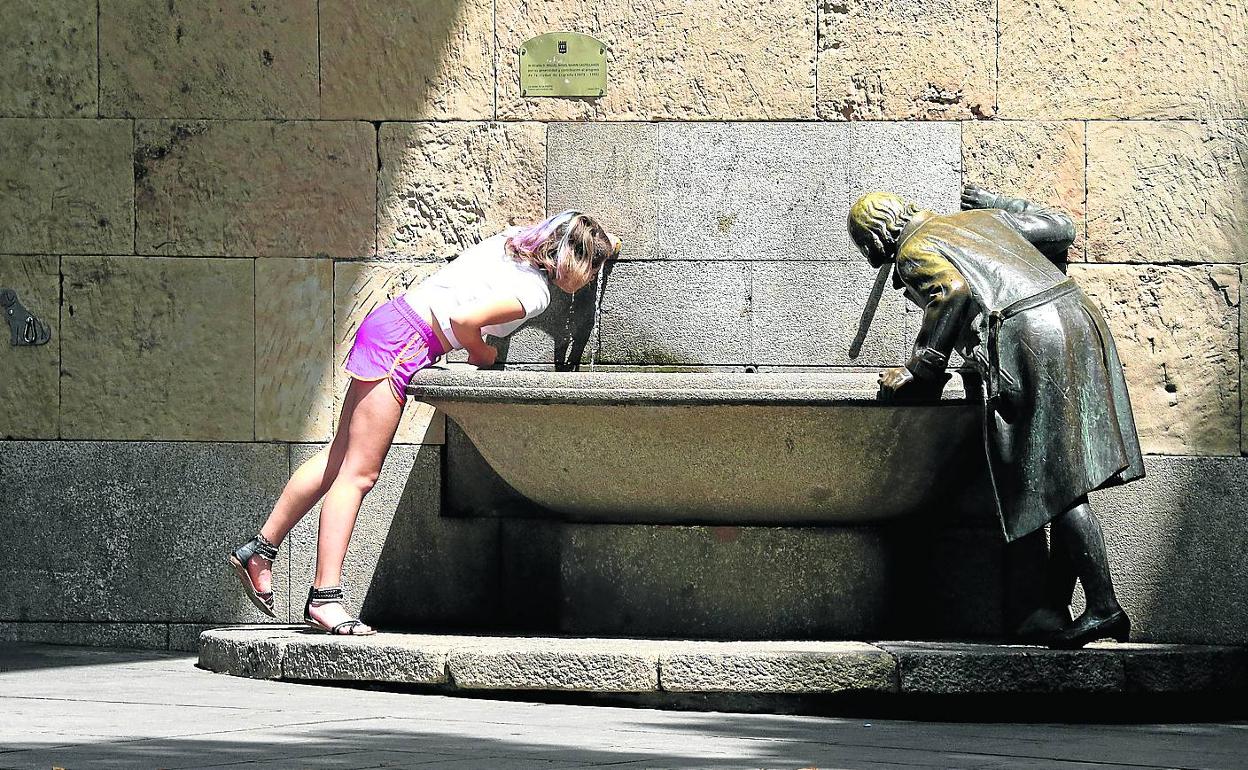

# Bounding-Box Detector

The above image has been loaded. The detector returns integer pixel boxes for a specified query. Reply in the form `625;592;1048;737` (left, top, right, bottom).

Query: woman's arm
449;298;526;367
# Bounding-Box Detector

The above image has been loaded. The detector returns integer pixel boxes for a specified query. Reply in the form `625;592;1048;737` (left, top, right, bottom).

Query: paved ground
2;643;1247;770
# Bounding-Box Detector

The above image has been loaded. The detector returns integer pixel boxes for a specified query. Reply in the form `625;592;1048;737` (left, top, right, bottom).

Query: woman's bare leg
241;385;363;595
306;378;403;630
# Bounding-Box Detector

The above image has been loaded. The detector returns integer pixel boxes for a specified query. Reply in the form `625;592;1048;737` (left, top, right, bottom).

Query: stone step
199;628;1248;700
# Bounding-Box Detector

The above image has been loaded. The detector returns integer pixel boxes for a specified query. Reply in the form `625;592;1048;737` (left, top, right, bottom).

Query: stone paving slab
199;629;1248;701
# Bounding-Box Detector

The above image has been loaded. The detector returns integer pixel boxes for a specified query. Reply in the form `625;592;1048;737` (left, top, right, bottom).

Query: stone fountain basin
408;365;990;525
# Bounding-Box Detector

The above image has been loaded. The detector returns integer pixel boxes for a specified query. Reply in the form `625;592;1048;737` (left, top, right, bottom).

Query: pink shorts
344;295;446;404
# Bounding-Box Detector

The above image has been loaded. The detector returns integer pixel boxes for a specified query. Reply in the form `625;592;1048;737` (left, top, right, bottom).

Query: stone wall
1;0;1245;649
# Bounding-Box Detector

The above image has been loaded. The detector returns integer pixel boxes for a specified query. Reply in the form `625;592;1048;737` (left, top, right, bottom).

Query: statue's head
848;192;920;267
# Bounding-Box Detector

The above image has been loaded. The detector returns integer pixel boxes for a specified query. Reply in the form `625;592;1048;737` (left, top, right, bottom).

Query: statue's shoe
1047;609;1131;650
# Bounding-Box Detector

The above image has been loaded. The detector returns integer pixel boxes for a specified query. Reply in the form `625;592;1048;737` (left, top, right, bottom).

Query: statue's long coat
894;204;1144;541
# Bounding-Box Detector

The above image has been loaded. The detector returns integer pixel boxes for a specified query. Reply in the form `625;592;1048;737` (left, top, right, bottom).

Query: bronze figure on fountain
847;185;1145;649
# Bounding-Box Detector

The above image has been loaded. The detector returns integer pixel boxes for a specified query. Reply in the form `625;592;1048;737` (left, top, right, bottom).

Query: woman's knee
340;468;381;494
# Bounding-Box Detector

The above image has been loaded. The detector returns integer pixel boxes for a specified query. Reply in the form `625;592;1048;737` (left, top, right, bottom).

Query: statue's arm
896;246;972;380
962;185;1076;260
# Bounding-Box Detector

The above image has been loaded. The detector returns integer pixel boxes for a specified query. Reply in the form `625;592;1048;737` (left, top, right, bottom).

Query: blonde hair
506;210;616;293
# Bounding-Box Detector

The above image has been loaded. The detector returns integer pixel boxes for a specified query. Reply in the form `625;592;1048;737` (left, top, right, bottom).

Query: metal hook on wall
1;288;52;347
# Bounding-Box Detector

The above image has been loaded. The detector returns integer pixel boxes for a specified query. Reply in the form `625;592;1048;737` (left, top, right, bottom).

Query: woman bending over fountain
229;211;621;635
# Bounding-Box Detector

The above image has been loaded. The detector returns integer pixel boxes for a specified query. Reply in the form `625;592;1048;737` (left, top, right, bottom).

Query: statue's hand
960;185;999;211
878;366;916;397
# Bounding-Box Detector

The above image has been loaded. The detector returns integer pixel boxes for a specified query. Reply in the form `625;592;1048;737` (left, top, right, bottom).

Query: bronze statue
848;186;1145;649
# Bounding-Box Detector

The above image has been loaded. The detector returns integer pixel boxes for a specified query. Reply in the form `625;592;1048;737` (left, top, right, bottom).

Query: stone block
377;122;547;261
1086;121;1248;264
287;444;500;629
256;258;334;442
495;0;816;121
0;0;96;117
333;261;445;444
0;621;167;651
0;119;133;254
662;122;959;261
546;122;960;264
0;255;59;438
60;256;255;441
1117;644;1248;693
596;261;750;365
659;642;897;693
817;0;995;120
447;639;659;691
557;524;891;638
0;441;290;624
320;0;493;120
548;122;661;261
1089;456;1248;645
1070;264;1240;456
999;0;1248;119
882;642;1125;694
282;634;451;684
749;260;917;366
135;120;375;257
1244;265;1247;456
169;624;225;652
100;0;319;119
962;121;1086;259
198;628;290;679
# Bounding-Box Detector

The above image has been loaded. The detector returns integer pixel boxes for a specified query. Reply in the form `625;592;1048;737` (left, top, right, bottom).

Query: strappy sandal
304;586;376;636
227;534;279;618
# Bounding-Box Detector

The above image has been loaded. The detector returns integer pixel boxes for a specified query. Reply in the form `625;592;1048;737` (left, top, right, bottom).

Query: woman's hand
467;344;498;368
878;366;916;398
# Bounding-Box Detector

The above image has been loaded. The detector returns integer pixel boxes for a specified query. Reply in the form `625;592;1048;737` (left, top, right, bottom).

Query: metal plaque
519;32;607;98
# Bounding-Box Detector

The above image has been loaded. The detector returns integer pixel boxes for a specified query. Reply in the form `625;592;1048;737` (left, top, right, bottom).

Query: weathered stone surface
817;0;995;120
1086;122;1248;264
378;122;546;261
169;624;225;652
333;261;445;444
0;621;167;651
962;121;1086;259
287;444;500;629
0;0;96;117
320;0;493;120
496;0;816;121
596;261;750;365
660;642;897;693
283;634;451;683
882;642;1125;694
61;256;255;441
1243;265;1247;456
548;123;660;261
135;120;375;257
100;0;319;119
547;122;960;265
558;524;890;638
448;639;659;692
999;0;1248;119
0;119;133;254
1117;644;1248;693
0;255;59;438
750;260;917;366
0;441;290;624
1090;456;1248;645
256;259;334;442
198;628;290;679
1070;264;1240;456
661;122;960;260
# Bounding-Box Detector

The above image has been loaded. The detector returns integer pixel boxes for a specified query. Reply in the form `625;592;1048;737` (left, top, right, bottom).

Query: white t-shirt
406;234;552;350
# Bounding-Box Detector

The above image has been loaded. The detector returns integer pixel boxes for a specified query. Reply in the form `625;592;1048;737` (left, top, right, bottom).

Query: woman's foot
227;534;279;618
304;586;375;635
